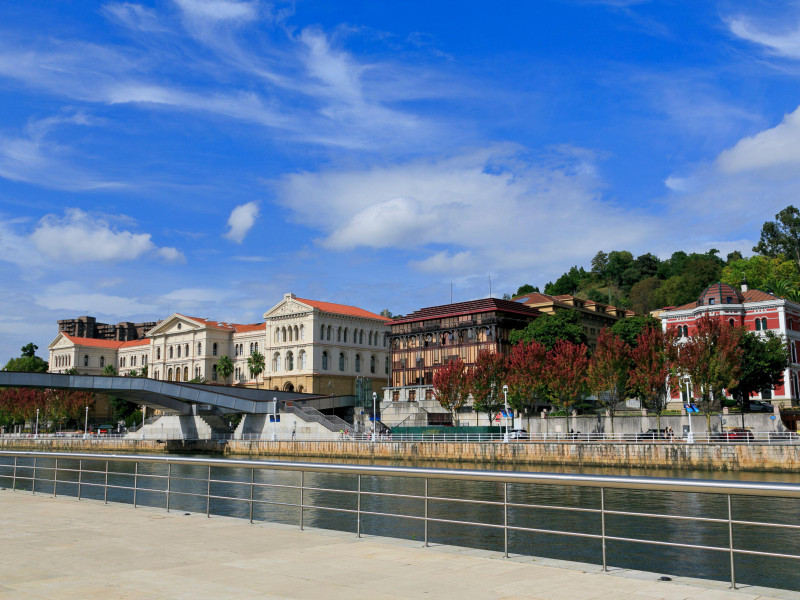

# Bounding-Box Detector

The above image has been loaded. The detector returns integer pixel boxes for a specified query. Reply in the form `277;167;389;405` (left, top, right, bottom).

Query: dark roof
669;283;782;311
390;298;540;324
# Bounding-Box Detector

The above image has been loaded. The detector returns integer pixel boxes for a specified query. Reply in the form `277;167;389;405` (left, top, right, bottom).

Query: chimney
741;277;748;293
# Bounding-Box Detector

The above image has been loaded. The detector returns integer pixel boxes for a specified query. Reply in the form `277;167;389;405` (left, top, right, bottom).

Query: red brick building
659;282;800;406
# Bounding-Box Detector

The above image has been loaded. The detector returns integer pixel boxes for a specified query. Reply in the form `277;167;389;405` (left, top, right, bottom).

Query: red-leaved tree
629;327;678;432
433;358;469;426
586;328;631;433
544;341;589;433
468;350;507;426
506;341;548;430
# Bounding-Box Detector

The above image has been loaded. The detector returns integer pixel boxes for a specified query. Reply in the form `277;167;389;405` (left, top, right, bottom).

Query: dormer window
708;298;715;305
726;297;732;304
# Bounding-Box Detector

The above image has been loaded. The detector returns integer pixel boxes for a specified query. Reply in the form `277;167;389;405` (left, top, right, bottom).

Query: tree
432;358;469;426
102;364;118;376
675;316;744;430
514;284;539;297
247;350;266;389
721;255;799;291
216;355;234;385
611;315;660;347
586;329;631;433
754;205;800;269
629;327;677;432
590;251;609;279
510;309;587;349
3;343;49;373
380;309;393;318
468;351;507;426
628;276;662;314
728;331;788;427
544;341;589;432
506;341;548;427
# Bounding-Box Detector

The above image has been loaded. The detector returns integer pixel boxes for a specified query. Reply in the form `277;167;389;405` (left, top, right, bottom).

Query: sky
3;0;800;361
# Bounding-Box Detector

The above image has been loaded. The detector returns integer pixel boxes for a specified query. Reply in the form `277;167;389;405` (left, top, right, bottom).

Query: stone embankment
4;437;798;472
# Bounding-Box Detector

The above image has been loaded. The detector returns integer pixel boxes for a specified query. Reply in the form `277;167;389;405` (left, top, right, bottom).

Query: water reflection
0;454;798;592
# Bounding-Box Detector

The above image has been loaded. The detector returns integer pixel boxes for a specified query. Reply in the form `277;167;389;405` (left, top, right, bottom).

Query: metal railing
1;450;799;591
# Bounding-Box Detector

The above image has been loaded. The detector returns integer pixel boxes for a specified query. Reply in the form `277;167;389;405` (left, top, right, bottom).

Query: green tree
726;250;743;264
590;251;609;279
611;315;660;347
247;350;266;388
754;205;800;269
102;364;118;376
510;309;587;349
728;331;788;427
628;276;662;314
216;355;234;385
3;343;49;373
514;284;539;297
720;255;799;291
468;350;507;426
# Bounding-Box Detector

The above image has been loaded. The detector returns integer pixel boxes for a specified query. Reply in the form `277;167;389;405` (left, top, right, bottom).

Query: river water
1;454;798;592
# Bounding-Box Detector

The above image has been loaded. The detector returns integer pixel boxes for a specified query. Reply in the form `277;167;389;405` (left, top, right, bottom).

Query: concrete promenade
1;493;797;600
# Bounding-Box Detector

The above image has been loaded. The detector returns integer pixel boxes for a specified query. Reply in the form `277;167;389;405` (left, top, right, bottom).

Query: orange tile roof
233;323;266;333
62;334;125;349
742;289;780;303
294;298;391;321
119;339;151;348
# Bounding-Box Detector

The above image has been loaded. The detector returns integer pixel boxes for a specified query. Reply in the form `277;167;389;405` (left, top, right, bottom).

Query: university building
659;282;800;406
48;293;391;398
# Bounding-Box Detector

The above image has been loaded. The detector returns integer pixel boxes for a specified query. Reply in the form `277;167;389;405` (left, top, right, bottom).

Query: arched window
198;342;202;356
286;351;294;371
250;342;254;355
100;356;105;368
155;370;159;380
762;318;769;330
235;367;239;380
339;353;345;371
320;324;325;339
184;366;189;381
288;327;293;342
274;328;280;343
300;325;304;340
255;342;258;354
755;319;762;331
195;366;200;378
84;355;89;367
169;346;174;359
157;347;161;360
369;331;373;345
337;327;342;342
235;345;239;357
344;328;348;343
168;368;173;381
177;345;181;358
272;352;281;372
213;343;218;356
370;355;376;374
185;344;189;357
299;350;306;369
212;365;217;381
143;355;147;365
359;330;364;344
729;318;735;326
327;326;332;341
282;327;287;342
355;353;361;372
175;368;181;382
322;351;328;370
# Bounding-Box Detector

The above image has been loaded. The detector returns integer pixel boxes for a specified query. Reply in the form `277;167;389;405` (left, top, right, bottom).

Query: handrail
2;450;800;592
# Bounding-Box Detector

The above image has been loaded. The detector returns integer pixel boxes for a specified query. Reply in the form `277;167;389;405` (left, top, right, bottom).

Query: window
288;327;293;342
255;342;258;354
143;355;148;365
235;367;239;380
762;318;769;330
729;318;735;326
169;346;174;359
300;325;304;340
184;366;189;381
321;324;325;339
792;342;798;364
274;328;280;343
370;355;375;374
272;352;281;372
157;347;161;360
168;368;173;381
369;331;373;345
322;351;328;370
195;366;200;378
355;353;361;372
250;342;254;355
211;365;217;381
359;330;364;344
299;350;306;370
185;344;189;357
339;352;345;371
726;297;733;304
338;327;342;342
286;351;294;371
213;343;218;356
282;327;287;342
755;319;762;331
198;343;202;356
344;328;349;343
708;297;715;305
154;370;159;380
177;345;181;358
175;368;181;382
235;345;239;357
327;326;332;341
294;325;299;341
100;356;105;367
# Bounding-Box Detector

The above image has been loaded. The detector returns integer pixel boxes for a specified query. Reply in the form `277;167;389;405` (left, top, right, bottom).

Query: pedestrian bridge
0;372;352;415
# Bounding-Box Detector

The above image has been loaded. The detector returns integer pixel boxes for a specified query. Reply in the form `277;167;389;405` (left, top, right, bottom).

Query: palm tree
102;364;118;376
216;355;234;385
247;350;265;389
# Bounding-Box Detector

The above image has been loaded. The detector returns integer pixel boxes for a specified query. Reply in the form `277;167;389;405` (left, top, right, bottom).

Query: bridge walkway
0;492;794;600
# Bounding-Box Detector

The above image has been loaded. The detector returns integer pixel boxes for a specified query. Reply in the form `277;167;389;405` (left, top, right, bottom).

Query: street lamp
83;406;89;439
372;392;377;442
684;376;695;444
35;408;39;439
272;397;278;441
502;384;509;443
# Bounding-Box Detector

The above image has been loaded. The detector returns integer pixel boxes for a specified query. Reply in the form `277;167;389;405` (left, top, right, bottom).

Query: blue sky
2;0;800;361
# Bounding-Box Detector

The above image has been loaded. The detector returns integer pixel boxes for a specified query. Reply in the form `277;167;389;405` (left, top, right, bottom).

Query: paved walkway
0;491;797;600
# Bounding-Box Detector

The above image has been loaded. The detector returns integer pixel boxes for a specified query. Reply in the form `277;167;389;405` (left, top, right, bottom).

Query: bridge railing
1;450;800;592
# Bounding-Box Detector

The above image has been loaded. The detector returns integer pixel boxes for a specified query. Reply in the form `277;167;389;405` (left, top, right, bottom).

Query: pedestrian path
0;491;796;599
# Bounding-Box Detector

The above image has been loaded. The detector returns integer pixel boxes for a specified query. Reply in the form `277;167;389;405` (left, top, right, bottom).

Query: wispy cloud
100;2;166;32
717;105;800;173
224;201;259;243
726;12;800;59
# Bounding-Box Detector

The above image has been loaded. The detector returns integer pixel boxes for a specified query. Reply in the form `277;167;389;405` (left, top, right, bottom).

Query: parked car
713;428;754;442
748;400;774;413
636;428;667;441
509;429;528;440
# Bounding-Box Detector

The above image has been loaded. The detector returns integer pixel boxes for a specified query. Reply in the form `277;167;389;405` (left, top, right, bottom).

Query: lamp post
502;384;509;443
372;392;377;442
684;376;695;444
272;397;278;441
83;406;89;439
35;408;39;439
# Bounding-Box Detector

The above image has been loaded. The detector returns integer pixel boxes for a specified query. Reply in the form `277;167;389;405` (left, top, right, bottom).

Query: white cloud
224;201;259;243
174;0;259;23
275;146;658;277
717;105;800;174
101;3;166;32
727;15;800;59
27;209;184;264
36;290;159;315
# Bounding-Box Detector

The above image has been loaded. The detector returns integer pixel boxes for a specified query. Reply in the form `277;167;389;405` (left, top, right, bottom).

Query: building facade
659;282;800;407
57;315;156;342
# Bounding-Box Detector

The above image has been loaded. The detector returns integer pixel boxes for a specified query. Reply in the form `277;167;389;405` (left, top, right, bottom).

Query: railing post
133;462;138;508
357;474;362;538
424;478;429;548
503;481;509;559
166;463;171;512
299;471;305;530
104;460;109;504
78;459;82;500
32;457;37;494
728;494;736;589
249;468;255;524
53;458;58;497
206;466;211;518
601;487;607;572
12;455;17;491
